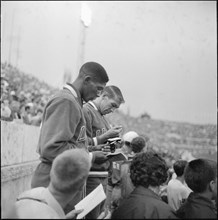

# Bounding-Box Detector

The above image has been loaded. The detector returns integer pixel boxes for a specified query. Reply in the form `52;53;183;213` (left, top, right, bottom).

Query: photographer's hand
92;151;108;164
101;144;111;153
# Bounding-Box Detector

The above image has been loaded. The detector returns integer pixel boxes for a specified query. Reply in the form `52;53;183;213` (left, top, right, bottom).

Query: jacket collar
44;188;66;219
88;101;98;111
133;185;162;200
63;83;83;106
187;192;217;210
17;187;65;219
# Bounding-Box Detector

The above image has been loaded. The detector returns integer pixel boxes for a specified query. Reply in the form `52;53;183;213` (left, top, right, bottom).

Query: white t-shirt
167;178;192;211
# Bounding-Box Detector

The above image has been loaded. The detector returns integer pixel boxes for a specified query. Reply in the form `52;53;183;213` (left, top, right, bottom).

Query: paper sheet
75;184;106;219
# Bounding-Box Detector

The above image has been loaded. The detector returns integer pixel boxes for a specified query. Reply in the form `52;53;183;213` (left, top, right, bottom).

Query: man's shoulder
47;90;81;110
15;187;62;218
83;102;93;111
83;102;97;112
168;178;181;186
149;198;178;219
83;102;102;121
54;89;78;102
15;199;60;219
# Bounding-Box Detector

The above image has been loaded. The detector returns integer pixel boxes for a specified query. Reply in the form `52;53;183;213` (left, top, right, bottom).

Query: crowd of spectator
1;61;216;164
2;62;217;219
106;109;217;164
1;62;58;126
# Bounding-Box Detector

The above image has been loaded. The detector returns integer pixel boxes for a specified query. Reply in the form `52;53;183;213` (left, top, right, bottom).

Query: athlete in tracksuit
31;62;109;214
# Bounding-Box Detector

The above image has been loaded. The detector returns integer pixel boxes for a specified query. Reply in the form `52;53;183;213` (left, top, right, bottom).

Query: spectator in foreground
159;169;174;204
167;160;192;211
176;158;217;219
15;148;90;219
117;136;149;206
130;135;148;155
112;151;177;219
105;131;139;212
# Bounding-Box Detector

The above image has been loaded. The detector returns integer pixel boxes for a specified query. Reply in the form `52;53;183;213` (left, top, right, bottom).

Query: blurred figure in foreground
112;151;177;219
176;158;217;219
15;149;90;219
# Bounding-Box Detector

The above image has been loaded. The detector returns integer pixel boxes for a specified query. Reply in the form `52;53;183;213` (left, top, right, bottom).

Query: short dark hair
104;85;125;104
184;158;217;193
79;62;109;83
130;151;168;188
131;136;146;153
173;160;188;177
25;106;30;111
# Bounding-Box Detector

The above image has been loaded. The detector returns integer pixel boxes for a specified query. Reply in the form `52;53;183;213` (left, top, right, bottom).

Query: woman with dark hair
111;151;177;219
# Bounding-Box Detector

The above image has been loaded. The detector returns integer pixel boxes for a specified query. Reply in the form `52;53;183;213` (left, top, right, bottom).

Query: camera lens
110;143;116;153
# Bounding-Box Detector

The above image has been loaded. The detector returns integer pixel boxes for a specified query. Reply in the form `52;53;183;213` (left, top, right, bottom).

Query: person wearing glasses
82;85;125;219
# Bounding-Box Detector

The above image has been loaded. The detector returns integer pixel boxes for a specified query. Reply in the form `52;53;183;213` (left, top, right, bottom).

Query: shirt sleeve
181;186;191;199
39;97;83;161
83;106;95;146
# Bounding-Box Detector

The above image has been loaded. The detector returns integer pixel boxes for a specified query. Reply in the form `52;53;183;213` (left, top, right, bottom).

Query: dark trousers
31;162;51;188
85;176;108;219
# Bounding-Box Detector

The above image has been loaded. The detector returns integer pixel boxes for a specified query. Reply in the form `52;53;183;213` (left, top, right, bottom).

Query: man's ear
102;94;108;100
209;179;215;192
84;75;91;85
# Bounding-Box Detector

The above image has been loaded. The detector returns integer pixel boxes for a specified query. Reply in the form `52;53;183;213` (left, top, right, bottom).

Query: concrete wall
1;120;40;218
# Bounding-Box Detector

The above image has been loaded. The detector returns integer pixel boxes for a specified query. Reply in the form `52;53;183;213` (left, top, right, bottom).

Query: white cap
10;91;15;96
123;131;139;143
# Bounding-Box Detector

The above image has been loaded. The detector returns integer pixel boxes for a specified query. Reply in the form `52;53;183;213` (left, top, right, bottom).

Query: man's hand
66;209;83;219
111;186;122;209
105;126;122;139
101;144;111;153
89;144;106;152
92;151;108;164
91;144;111;153
97;210;112;219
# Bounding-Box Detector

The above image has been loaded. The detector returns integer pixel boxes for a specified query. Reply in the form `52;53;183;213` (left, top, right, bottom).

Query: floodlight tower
76;2;92;73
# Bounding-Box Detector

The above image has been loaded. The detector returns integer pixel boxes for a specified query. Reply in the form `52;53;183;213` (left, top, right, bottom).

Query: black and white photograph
1;1;217;219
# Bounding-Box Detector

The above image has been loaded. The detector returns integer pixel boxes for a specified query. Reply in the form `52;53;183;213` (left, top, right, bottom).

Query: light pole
15;26;21;69
76;2;92;73
8;8;16;65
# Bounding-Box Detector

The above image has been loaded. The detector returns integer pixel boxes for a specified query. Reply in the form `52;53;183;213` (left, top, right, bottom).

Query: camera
107;137;122;153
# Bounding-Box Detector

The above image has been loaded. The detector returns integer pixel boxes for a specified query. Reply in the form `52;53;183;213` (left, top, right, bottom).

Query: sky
1;1;217;124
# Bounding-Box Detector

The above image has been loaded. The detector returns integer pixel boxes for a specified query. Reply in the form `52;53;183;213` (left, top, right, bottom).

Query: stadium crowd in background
1;62;58;126
1;62;217;219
